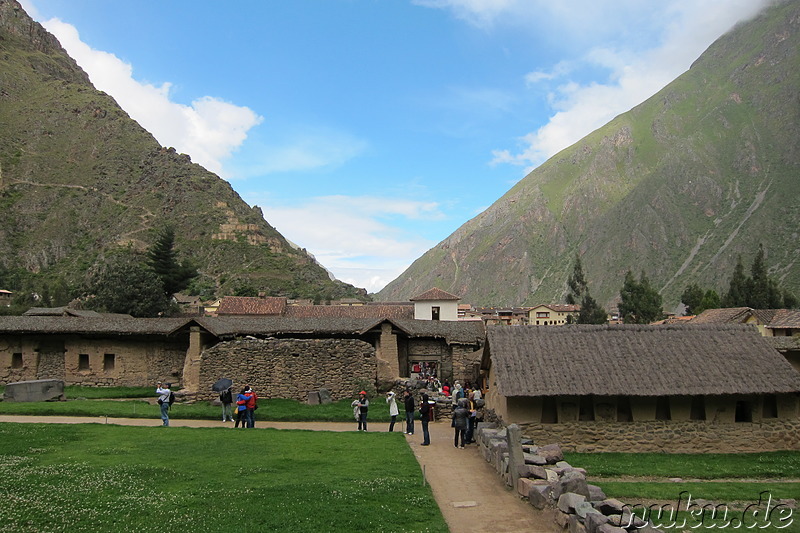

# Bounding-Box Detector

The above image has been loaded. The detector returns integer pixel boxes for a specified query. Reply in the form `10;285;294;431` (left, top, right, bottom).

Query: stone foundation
515;419;800;453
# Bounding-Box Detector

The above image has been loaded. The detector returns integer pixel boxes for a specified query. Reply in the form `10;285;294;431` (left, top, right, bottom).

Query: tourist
451;381;463;400
235;387;248;428
442;380;450;397
403;389;415;435
244;386;258;428
219;386;234;422
465;391;478;444
452;398;469;448
386;391;399;432
420;392;431;446
352;390;369;431
155;381;171;427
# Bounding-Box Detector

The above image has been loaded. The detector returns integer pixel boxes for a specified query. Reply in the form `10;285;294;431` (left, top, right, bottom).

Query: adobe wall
0;334;187;387
516;418;800;453
198;338;376;401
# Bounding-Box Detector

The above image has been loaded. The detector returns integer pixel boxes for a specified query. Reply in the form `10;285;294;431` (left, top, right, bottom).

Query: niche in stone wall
578;396;595;421
541;396;558;424
735;400;753;422
655;397;671;421
616;397;632;422
762;394;778;419
690;396;706;421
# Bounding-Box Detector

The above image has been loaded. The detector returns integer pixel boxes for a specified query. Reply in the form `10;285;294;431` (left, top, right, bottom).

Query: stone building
0;315;484;400
482;323;800;453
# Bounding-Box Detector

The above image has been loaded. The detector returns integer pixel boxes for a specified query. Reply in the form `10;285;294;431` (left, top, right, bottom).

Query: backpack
168;391;176;406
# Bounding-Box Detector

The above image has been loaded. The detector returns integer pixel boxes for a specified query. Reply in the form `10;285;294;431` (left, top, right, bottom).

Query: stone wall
198;338;376;401
515;418;800;453
0;334;186;387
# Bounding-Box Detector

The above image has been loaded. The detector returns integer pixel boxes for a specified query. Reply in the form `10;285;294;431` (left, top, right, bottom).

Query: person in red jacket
244;386;258;428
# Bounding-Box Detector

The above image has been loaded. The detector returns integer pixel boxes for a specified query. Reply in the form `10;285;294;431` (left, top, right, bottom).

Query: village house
481;323;800;453
527;303;580;325
410;287;460;321
0;313;484;401
692;307;800;372
0;290;12;307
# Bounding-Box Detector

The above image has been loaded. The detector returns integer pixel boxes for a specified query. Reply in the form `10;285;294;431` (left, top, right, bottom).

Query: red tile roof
216;297;287;316
410;288;460;301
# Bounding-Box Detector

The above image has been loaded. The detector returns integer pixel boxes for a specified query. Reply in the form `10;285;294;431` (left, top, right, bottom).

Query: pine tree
566;254;588;305
681;283;704;315
85;251;169;317
578;293;608;324
723;256;748;307
147;227;198;298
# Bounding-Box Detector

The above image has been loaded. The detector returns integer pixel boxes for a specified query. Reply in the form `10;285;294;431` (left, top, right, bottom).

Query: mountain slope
379;0;800;309
0;1;364;302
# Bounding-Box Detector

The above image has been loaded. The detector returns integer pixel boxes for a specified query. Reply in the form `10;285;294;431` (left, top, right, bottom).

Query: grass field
0;386;391;423
0;423;444;533
566;451;800;532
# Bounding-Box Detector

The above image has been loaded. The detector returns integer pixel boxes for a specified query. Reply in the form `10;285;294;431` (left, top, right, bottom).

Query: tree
681;283;704;315
618;270;663;324
578;293;608;324
722;256;748;307
565;254;607;324
699;289;721;312
85;251;170;317
147;227;198;297
566;254;588;305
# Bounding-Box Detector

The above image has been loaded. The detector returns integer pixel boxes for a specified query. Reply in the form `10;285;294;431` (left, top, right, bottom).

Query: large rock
524;453;549;465
568;514;588;533
539;443;564;463
318;388;332;404
585;512;611;533
587;484;607;502
594;498;626;515
529;484;553;510
558;492;587;513
307;391;321;405
507;424;525;489
3;379;65;402
553;470;590;499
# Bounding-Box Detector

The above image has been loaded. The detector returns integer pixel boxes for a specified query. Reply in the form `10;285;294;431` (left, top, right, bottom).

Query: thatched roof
690;307;753;323
0;316;187;336
192;316;484;345
0;315;485;347
485;324;800;397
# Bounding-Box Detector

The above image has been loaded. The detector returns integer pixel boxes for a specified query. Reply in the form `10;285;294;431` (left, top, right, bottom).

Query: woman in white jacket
386;391;399;432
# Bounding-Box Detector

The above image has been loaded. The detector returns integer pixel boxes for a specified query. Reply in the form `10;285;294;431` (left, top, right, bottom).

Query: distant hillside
0;1;365;303
379;0;800;310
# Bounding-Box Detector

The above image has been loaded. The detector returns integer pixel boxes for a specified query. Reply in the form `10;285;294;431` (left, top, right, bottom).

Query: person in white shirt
156;382;171;426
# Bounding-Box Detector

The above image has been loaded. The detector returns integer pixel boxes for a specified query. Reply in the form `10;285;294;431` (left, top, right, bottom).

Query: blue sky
22;0;769;293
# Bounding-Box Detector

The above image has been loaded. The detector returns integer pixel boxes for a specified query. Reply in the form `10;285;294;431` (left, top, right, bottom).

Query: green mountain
379;0;800;310
0;1;365;304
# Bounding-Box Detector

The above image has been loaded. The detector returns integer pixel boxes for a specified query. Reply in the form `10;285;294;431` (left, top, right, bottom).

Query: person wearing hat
386;391;399;432
351;391;369;431
155;381;171;427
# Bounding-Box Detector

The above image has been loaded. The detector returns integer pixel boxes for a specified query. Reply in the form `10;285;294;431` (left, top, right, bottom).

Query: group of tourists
156;383;258;428
351;380;482;448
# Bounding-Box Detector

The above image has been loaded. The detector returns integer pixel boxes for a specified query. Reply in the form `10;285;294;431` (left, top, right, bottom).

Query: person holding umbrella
212;378;234;423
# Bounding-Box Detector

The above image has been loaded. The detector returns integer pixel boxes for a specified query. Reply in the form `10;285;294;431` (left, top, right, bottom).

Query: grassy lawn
0;386;395;423
566;452;800;532
0;423;444;533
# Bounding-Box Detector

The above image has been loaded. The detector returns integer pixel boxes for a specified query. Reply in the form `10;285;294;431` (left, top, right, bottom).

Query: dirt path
0;415;557;532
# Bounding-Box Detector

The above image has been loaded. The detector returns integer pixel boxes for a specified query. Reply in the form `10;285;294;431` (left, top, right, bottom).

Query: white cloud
245;194;444;292
419;0;771;171
39;18;262;178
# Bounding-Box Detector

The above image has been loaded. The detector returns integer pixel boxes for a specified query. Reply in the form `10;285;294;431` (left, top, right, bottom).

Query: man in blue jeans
403;389;415;435
419;392;431;445
156;382;171;426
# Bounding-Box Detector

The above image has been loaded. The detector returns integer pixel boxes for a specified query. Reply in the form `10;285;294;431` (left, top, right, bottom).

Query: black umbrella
211;378;233;392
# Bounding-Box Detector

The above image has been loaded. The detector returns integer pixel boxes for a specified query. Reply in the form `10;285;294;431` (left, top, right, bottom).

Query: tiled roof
532;304;580;313
216;296;287;316
285;304;413;319
767;309;800;329
485;324;800;397
690;307;752;323
410;288;460;301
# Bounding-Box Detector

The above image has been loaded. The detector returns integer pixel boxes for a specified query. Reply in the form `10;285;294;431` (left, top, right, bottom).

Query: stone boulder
553;470;590;499
3;379;65;402
318;388;332;404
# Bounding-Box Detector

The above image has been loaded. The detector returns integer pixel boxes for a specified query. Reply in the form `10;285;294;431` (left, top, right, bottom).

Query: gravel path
0;415;557;532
